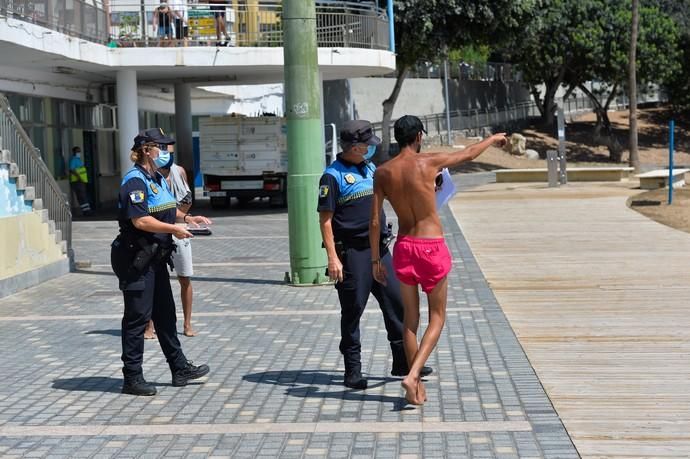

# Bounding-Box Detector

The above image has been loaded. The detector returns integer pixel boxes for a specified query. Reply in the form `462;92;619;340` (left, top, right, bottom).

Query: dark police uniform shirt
317;155;386;245
117;164;177;247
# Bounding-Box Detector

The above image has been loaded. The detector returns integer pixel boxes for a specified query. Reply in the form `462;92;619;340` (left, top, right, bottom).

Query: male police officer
318;120;431;389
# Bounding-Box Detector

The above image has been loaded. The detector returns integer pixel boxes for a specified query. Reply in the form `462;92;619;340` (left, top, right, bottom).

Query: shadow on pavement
74;269;286;287
52;376;122;393
243;370;413;412
84;329;121;337
190;276;286;286
75;269;116;277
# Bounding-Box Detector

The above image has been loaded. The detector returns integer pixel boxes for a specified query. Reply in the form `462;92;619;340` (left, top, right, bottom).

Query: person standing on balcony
208;0;229;46
170;0;189;46
68;146;92;216
152;2;175;46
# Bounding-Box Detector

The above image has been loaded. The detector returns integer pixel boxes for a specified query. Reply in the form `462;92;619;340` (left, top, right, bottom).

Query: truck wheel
237;196;254;207
210;196;230;209
270;191;287;208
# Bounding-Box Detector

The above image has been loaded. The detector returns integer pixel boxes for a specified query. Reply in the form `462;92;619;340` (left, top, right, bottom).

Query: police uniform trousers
118;256;186;378
336;246;406;371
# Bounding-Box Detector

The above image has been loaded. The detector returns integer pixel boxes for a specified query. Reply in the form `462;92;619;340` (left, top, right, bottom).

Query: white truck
200;116;288;208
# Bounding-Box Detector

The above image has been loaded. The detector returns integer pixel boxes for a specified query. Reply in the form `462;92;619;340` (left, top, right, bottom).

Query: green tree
510;0;680;160
380;0;538;156
579;2;679;160
652;0;690;109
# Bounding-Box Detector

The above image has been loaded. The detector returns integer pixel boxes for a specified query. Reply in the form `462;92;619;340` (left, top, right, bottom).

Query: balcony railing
0;1;390;50
0;0;108;43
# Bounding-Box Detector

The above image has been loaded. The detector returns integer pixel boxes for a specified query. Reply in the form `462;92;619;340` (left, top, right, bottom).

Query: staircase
0;93;71;298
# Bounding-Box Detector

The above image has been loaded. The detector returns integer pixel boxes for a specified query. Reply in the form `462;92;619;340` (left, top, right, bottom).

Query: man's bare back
375;152;444;238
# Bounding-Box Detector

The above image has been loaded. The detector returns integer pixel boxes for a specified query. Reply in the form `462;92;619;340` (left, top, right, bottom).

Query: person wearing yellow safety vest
69;146;93;216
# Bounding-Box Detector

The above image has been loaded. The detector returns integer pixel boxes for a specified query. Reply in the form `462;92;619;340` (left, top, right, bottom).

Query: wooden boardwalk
450;182;690;458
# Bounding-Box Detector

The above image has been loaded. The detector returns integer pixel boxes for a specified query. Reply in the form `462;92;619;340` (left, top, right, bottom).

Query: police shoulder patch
344;173;356;184
129;190;145;204
319;185;329;198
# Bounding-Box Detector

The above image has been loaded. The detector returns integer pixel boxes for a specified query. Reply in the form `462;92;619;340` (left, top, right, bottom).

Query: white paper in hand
435;168;457;210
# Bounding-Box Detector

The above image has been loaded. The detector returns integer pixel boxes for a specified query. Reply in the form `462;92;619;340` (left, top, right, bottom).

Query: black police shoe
122;375;157;396
172;361;210;387
391;364;433;378
344;369;368;390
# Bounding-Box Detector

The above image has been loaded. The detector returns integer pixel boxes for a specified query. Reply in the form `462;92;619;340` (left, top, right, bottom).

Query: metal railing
0;1;389;49
0;0;109;43
403;61;522;82
109;1;388;49
372;96;601;142
0;93;71;255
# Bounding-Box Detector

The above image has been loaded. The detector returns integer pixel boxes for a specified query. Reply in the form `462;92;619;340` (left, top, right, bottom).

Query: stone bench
495;167;635;183
635;169;689;190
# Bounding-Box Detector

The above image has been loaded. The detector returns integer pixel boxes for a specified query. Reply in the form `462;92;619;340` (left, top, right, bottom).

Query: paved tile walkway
0;172;578;458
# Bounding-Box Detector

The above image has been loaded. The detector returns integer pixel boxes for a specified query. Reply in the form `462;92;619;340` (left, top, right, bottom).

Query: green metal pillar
284;0;327;285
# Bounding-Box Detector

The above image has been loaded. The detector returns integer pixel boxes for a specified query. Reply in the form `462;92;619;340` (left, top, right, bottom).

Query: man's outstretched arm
428;133;507;170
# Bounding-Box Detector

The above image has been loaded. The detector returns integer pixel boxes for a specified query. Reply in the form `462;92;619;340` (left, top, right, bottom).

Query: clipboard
435;168;457;210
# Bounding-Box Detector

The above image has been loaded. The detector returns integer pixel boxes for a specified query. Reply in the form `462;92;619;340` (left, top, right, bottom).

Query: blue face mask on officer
153;145;170;169
363;144;377;161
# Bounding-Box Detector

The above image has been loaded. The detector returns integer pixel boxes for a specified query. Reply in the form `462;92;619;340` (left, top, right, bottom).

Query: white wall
322;77;532;133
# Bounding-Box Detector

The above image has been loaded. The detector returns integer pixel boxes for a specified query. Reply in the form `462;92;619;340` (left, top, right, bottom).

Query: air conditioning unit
92;104;117;129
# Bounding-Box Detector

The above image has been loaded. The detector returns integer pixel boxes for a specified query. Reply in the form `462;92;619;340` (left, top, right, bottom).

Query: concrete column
284;0;328;285
116;70;138;178
319;71;326;169
174;83;194;184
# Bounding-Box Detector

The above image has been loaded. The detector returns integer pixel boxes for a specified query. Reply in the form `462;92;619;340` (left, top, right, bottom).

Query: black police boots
172;361;210;387
391;362;434;378
122;375;157;396
344;365;368;390
391;344;433;377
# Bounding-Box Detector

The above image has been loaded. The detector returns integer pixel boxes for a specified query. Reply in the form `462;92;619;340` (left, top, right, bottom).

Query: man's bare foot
402;376;422;405
144;321;155;339
418;381;427;403
183;327;197;337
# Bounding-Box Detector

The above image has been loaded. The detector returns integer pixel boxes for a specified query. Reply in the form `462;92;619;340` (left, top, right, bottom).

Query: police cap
132;127;176;149
340;120;381;149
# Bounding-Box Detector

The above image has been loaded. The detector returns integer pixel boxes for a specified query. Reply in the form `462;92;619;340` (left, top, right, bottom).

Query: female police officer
111;128;210;396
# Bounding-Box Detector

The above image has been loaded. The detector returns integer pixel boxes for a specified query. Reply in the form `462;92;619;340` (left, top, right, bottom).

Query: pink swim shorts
392;235;452;293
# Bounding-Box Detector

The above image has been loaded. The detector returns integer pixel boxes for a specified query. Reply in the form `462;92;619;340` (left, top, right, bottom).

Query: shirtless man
369;115;506;405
